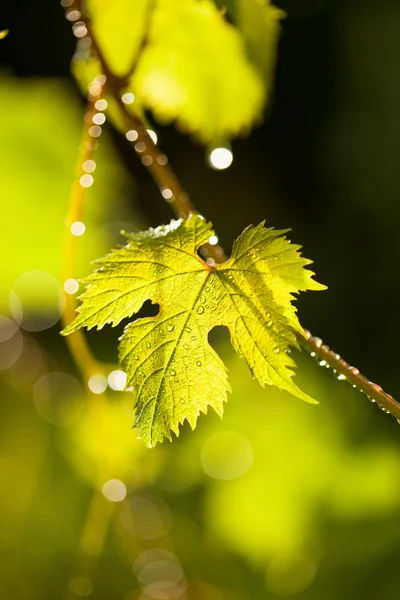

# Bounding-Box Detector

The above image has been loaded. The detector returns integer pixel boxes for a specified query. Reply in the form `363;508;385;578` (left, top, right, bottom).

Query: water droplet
134;355;139;361
180;398;185;404
167;324;175;332
191;336;197;342
171;369;176;376
266;312;271;318
310;352;316;357
184;344;189;349
201;297;206;304
319;360;327;367
146;342;151;349
197;306;204;314
196;360;202;367
185;327;192;333
205;287;210;292
274;348;280;354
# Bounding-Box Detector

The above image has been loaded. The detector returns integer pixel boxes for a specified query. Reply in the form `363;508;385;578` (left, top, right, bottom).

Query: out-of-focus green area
1;0;400;598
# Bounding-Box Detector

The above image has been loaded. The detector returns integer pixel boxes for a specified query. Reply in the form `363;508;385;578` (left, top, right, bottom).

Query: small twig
299;331;400;420
123;0;156;79
61;77;106;380
73;0;226;265
67;0;400;419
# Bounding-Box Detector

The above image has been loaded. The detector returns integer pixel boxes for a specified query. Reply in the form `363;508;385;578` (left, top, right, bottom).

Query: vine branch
61;77;106;380
65;0;400;420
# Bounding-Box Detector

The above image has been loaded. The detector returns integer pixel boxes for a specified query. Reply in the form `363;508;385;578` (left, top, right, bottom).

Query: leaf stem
61;82;106;380
73;0;226;265
299;331;400;420
67;0;400;420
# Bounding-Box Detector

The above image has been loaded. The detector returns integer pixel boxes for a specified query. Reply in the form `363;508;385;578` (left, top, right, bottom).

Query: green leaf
131;0;282;142
221;0;286;77
62;215;326;447
72;0;284;143
85;0;152;77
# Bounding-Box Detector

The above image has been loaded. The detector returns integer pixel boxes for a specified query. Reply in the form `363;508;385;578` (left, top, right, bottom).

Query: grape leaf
72;0;284;143
62;215;326;447
85;0;152;77
219;0;286;77
130;0;282;142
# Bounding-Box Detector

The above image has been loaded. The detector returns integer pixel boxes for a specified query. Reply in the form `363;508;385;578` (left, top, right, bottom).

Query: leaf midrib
148;269;212;445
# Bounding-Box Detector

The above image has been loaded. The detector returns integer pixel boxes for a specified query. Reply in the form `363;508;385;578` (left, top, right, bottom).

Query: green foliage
73;0;284;142
62;214;325;446
215;0;286;76
86;0;151;76
0;74;136;315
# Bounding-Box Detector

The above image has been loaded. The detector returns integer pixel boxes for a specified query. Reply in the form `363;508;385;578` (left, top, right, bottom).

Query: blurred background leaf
0;75;141;322
73;0;283;143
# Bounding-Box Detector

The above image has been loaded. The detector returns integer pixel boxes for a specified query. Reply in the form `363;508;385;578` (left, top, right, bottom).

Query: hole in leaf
136;300;159;319
197;245;209;261
208;325;234;362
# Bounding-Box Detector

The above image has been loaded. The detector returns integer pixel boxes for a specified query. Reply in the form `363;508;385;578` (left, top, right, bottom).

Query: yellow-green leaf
131;0;277;141
72;0;284;143
224;0;286;76
85;0;152;77
62;215;326;447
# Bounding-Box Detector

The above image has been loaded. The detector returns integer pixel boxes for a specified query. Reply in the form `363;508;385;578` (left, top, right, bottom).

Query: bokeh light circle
0;327;23;370
0;315;19;342
207;147;233;170
201;430;253;480
33;372;84;426
121;495;171;539
12;270;65;331
102;479;127;502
